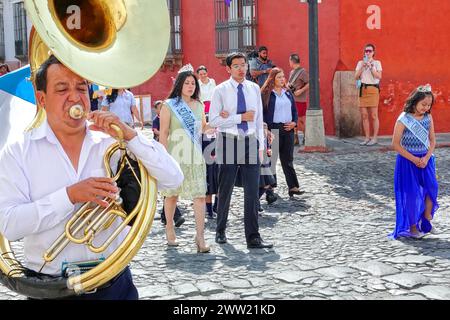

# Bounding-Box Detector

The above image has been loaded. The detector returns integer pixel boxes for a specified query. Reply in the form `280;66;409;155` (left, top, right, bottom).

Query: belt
271;123;292;131
359;83;380;97
220;132;255;140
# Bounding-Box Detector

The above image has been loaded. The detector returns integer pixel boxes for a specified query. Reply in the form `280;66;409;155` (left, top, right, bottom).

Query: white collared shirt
273;89;293;123
0;121;183;275
199;78;216;102
209;77;264;150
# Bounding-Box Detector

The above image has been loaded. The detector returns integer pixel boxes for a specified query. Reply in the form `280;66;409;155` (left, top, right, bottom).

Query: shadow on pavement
399;237;450;261
161;242;280;274
298;148;450;210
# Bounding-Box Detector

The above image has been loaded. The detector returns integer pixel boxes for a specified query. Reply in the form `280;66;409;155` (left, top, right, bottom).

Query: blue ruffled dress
389;113;439;239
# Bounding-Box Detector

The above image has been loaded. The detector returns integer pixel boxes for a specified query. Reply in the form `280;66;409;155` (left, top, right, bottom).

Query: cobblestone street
1;136;450;300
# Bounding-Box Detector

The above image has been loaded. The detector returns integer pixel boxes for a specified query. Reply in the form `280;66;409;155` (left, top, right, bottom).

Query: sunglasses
365;49;374;53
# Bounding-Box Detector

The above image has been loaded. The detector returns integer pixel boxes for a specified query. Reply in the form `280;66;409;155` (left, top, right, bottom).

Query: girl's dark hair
107;89;119;104
153;100;163;108
167;71;200;101
196;65;207;73
403;87;435;114
0;63;11;73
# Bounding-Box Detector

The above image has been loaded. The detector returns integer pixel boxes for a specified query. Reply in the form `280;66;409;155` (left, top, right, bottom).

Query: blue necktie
237;83;248;133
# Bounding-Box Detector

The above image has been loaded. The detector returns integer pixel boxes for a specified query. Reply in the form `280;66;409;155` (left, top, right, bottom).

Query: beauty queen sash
397;112;430;149
165;98;203;153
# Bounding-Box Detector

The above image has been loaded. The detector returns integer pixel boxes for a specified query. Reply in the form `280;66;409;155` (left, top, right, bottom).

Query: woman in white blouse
197;65;219;218
197;65;217;114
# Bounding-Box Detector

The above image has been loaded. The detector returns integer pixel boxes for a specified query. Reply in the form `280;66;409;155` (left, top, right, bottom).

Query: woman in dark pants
261;68;304;197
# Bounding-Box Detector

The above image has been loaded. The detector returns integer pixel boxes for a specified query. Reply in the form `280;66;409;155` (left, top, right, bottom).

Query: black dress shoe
265;191;278;204
288;189;305;197
247;238;273;249
215;231;227;244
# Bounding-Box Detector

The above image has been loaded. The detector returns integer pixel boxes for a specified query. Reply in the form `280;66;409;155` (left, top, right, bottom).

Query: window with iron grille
0;2;5;61
167;0;182;55
13;1;28;58
215;0;257;55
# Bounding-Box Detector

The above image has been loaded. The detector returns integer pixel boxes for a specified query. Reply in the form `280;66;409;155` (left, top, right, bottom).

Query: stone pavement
1;131;449;300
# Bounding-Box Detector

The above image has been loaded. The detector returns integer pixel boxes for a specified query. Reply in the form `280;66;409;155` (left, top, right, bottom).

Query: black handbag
116;154;141;226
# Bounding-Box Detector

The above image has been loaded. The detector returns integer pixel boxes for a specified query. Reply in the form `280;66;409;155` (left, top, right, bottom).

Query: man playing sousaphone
0;55;184;299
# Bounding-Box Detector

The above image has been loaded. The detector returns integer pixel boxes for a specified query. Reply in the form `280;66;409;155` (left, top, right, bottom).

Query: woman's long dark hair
403;87;435;114
106;89;119;104
167;71;200;102
260;67;284;110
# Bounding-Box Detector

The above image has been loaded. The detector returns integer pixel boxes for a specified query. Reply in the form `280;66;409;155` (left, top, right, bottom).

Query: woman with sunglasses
355;44;383;146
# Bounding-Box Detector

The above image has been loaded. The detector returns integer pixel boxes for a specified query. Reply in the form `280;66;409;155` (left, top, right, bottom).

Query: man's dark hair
289;53;300;64
258;46;268;52
225;52;247;67
35;55;63;93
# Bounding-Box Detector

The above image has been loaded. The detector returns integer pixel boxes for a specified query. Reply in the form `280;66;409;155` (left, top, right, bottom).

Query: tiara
178;63;194;74
417;84;432;93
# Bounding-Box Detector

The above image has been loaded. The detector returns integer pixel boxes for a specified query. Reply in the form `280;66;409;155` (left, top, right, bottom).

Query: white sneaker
429;227;440;235
410;232;425;239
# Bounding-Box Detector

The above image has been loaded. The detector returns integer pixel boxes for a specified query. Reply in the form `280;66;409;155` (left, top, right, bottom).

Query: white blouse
199;78;217;102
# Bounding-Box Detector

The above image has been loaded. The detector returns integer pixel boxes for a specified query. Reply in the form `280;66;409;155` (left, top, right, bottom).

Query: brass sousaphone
0;0;170;299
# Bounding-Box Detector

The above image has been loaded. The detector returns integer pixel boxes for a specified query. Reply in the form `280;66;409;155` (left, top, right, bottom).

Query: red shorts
295;102;307;117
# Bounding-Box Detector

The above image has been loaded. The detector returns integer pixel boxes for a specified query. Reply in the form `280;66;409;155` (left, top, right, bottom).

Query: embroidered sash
398;112;430;149
165;98;203;153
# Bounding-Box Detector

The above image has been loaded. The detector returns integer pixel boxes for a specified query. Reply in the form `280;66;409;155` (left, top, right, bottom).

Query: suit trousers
215;133;261;243
270;124;299;189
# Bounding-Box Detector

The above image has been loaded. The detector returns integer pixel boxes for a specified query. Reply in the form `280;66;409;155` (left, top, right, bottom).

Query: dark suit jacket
263;90;298;128
89;84;99;111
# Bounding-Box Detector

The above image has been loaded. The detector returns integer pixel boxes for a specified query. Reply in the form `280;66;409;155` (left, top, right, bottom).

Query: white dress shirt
209;77;264;151
0;120;183;275
199;78;216;102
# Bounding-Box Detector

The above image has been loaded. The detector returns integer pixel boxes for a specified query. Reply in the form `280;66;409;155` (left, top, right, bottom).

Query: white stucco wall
1;0;32;67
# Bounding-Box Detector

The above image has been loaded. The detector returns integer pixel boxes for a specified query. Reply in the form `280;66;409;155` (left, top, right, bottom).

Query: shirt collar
272;88;287;96
30;119;102;145
229;77;246;89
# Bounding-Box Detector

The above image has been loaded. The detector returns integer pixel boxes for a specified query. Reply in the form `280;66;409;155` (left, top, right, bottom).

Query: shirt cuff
234;114;242;124
49;187;75;219
127;130;155;150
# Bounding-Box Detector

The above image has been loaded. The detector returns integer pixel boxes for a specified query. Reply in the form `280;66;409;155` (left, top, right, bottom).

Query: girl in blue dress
390;84;438;239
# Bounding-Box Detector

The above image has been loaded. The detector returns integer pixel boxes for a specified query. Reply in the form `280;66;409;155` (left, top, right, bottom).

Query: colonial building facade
2;0;449;135
0;0;32;69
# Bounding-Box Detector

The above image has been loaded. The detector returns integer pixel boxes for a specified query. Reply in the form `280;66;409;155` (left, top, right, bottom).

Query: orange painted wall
339;0;450;134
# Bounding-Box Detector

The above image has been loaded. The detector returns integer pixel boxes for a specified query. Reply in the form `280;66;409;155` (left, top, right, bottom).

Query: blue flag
0;65;37;149
224;0;232;6
0;65;35;104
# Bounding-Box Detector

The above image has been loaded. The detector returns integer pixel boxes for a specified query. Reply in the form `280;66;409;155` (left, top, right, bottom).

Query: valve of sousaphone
69;104;86;120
